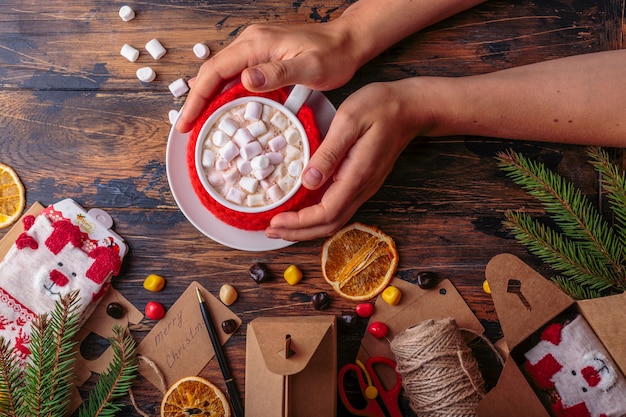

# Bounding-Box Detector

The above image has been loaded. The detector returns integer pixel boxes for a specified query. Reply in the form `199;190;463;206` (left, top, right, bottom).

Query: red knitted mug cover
186;83;322;231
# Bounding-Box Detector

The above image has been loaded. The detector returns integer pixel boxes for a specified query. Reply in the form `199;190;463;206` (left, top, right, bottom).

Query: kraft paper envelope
245;315;337;417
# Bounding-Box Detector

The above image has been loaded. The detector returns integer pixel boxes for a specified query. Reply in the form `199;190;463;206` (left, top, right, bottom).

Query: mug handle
283;84;313;114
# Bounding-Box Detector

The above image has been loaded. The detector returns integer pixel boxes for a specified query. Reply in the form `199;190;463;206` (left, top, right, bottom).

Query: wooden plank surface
1;0;624;415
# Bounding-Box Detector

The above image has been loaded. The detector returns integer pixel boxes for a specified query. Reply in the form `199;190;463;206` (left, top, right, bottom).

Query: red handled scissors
338;356;402;417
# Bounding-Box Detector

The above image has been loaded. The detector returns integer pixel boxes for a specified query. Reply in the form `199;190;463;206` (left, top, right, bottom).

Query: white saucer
166;91;336;251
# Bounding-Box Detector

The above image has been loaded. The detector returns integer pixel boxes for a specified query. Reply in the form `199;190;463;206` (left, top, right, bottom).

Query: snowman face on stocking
524;314;626;417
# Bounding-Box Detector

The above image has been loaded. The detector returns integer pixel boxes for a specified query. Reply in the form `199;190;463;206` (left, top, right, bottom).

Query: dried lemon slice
0;163;25;229
322;222;398;301
161;375;230;417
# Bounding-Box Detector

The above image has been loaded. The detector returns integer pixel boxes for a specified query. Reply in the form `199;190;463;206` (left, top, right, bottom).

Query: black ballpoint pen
196;287;245;417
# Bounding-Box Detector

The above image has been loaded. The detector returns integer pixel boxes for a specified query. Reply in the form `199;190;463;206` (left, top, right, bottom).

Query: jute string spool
390;317;486;417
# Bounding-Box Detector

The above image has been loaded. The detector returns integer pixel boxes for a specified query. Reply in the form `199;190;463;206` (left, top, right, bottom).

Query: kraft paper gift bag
245;315;337;417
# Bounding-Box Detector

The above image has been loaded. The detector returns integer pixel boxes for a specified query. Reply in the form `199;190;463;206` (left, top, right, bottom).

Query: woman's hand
266;79;432;241
176;22;362;133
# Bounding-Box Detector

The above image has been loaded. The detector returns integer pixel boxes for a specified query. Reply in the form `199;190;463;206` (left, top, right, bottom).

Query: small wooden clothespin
279;334;295;359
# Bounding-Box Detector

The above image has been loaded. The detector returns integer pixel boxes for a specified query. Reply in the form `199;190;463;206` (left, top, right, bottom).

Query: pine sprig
0;338;24;416
497;148;626;298
78;325;138;417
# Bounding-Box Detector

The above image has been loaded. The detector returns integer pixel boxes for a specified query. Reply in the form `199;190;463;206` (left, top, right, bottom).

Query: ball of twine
390;318;486;417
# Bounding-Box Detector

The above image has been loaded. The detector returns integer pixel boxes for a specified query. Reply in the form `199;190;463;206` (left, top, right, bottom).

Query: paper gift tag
136;282;242;391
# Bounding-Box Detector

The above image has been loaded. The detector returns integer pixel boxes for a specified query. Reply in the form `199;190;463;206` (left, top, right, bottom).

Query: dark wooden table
1;1;623;415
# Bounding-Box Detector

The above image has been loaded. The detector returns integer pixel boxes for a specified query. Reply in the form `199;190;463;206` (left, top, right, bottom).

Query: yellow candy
283;265;303;285
219;284;238;306
381;285;402;306
143;274;166;292
482;280;491;294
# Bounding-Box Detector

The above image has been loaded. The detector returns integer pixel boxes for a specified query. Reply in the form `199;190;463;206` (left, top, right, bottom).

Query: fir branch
0;338;23;417
551;275;605;300
78;325;138;417
497;149;626;291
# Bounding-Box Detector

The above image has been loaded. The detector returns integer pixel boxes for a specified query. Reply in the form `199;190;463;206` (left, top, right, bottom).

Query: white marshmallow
266;152;284;165
247;193;265;207
268;135;287;152
168;110;179;125
146;39;167;60
226;187;246;205
278;175;295;193
288;160;303;177
201;150;215;168
223;167;239;184
212;131;230;147
251;155;270;170
267;184;284;202
119;5;135;21
239;176;259;194
193;43;211;59
121;44;139;62
270;112;288;130
284;145;301;162
219;141;239;162
233;128;255;147
257;131;274;146
168;78;189;98
236;158;252;175
244;102;263;121
254;165;274;180
215;159;229;171
218;118;238;136
208;171;224;187
261;105;272;122
136;67;156;83
240;141;262;160
246;120;267;137
284;127;301;146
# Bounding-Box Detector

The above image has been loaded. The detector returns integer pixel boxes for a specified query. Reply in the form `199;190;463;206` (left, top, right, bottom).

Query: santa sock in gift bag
524;314;626;417
0;213;122;360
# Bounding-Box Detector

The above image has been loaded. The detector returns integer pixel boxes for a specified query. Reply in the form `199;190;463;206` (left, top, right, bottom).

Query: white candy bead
168;78;189;98
146;39;167;60
193;43;211;59
168;110;179;125
247;120;267;137
266;152;284;165
244;102;263;121
251;155;270;170
120;44;139;62
239;176;259;193
234;128;255;147
269;135;287;152
268;184;284;202
288;160;303;177
136;66;156;83
119;5;135;21
218;118;238;136
284;127;301;146
212;131;230;147
240;141;262;160
219;141;239;162
226;187;246;205
202;150;215;168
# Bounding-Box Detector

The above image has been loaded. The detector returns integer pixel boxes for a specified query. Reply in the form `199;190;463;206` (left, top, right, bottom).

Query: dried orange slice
322;222;398;301
161;375;230;417
0;163;25;229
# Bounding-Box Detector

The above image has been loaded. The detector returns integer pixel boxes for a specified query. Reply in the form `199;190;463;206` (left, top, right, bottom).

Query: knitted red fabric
186;83;322;230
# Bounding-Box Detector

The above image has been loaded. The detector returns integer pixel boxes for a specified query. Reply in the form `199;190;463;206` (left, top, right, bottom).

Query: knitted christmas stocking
524;314;626;417
0;212;122;360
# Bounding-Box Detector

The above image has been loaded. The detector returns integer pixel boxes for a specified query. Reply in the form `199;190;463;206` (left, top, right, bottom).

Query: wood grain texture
1;0;624;415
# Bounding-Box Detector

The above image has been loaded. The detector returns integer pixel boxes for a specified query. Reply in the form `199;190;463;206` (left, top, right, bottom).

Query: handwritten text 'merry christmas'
152;308;205;368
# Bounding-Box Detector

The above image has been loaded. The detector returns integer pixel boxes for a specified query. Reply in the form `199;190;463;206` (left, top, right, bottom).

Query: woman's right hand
176;21;362;133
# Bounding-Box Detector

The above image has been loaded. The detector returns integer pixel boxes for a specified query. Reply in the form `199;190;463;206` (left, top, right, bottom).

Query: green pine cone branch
497;148;626;298
78;325;138;417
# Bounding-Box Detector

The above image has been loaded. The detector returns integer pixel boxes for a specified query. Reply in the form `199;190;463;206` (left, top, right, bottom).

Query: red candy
368;322;388;339
356;303;375;318
145;301;165;320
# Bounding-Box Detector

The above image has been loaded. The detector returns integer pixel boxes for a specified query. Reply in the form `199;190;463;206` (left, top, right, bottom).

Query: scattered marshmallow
215;159;229;171
268;184;284;202
247;193;265;206
193;43;211;59
168;110;179;125
284;127;301;146
146;39;167;60
266;152;283;165
239;176;259;194
269;135;287;152
237;158;252;175
212;131;230;147
218;118;238;136
246;120;267;137
270;112;288;130
219;141;239;162
240;141;262;160
119;5;135;21
202;150;215;168
288;160;303;177
278;175;295;193
251;155;270;171
233;128;255;147
168;78;189;98
244;102;263;121
136;67;156;83
120;44;139;62
254;165;274;180
226;187;246;205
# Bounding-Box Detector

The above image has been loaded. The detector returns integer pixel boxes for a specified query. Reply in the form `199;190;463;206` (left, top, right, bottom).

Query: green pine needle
497;148;626;298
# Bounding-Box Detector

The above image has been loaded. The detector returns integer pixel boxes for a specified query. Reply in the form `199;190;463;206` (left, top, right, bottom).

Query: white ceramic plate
166;91;336;251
